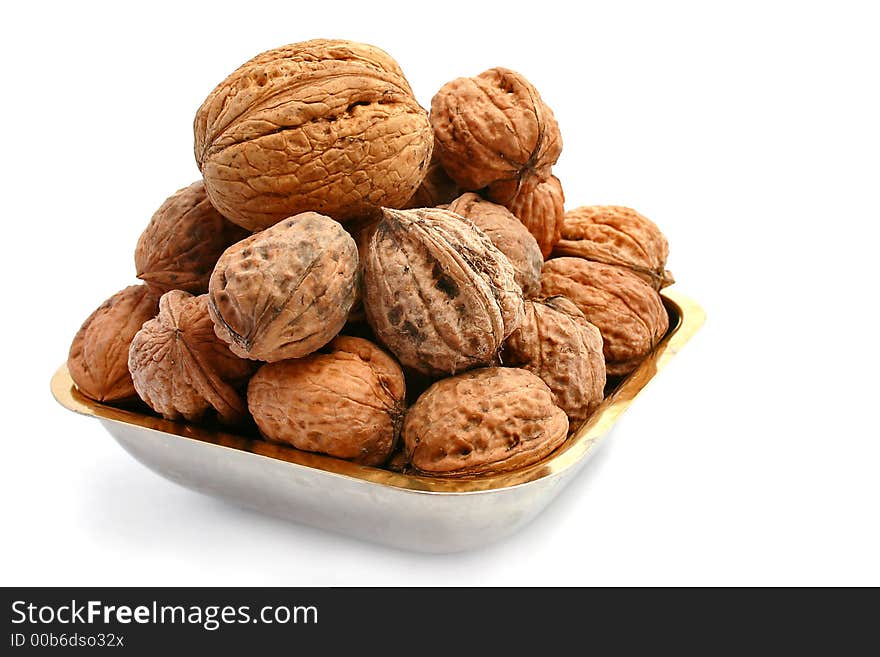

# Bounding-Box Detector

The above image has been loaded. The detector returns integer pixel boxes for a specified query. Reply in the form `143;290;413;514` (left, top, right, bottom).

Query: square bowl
52;289;704;552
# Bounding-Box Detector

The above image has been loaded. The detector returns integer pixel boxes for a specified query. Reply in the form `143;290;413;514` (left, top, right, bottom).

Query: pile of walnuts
67;39;674;478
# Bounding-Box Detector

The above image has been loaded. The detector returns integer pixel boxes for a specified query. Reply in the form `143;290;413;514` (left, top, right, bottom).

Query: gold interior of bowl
51;289;705;494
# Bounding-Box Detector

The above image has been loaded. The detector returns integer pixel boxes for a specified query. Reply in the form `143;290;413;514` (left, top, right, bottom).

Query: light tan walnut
503;297;606;426
446;193;543;296
363;207;523;376
135;181;249;294
552;206;673;289
402;367;568;476
208;212;358;362
194;39;433;231
68;285;161;403
247;336;405;466
430;67;564;254
541;258;669;376
128;291;256;423
430;67;561;192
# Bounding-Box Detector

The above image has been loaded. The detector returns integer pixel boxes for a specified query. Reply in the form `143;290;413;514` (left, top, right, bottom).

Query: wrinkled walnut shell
403;367;568;476
446;193;543;296
247;336;405;465
552;206;673;289
541;258;669;376
194;39;433;231
503;297;606;426
67;285;161;403
208;212;358;362
430;67;562;192
135;181;249;294
364;207;524;376
128;291;256;423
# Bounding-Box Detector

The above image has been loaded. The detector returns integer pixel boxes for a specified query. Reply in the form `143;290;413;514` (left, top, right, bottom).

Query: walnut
446;193;543;296
67;285;161;403
128;291;256;423
194;39;433;231
503;297;606;425
552;206;674;290
541;258;669;376
402;152;460;209
135;181;249;294
430;67;561;193
208;212;358;362
363;207;524;376
402;367;568;476
247;336;405;466
430;67;563;254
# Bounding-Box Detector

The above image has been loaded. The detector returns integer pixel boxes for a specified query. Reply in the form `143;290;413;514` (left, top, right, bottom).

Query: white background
1;0;878;586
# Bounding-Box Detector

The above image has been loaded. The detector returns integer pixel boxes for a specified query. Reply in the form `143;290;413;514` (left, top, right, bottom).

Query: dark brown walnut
430;67;562;193
247;336;405;466
208;212;358;362
194;39;433;231
552;206;674;290
364;207;524;376
446;193;543;296
503;297;606;426
67;285;161;403
541;258;669;377
135;181;249;294
402;152;460;209
490;173;565;258
128;291;256;423
402;367;568;477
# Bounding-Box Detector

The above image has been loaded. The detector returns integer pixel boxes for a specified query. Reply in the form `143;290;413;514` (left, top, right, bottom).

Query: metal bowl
52;289;704;552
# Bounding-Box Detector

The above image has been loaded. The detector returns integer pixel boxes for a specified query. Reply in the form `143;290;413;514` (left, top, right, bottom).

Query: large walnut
247;336;405;466
402;367;568;476
67;285;161;403
208;212;358;362
194;39;433;231
128;291;256;423
552;206;673;289
135;181;249;294
446;193;543;296
363;207;524;376
503;297;606;426
430;67;564;255
541;258;669;376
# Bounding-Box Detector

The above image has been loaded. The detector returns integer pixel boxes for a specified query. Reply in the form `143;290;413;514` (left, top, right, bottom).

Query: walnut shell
402;152;460;209
363;207;524;376
135;181;249;294
194;39;433;231
552;206;674;289
402;367;568;477
503;297;606;426
446;193;543;296
67;285;161;402
489;173;565;258
541;258;669;376
247;336;405;466
128;291;256;423
430;67;561;192
208;212;358;362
